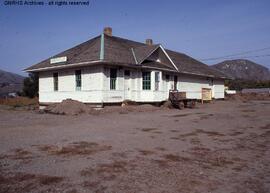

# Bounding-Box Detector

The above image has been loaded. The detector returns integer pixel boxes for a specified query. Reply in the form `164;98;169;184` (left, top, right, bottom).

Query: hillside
0;69;24;96
211;59;270;80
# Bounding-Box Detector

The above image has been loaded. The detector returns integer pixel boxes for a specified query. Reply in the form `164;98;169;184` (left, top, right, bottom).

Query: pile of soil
161;100;174;109
43;100;161;115
226;93;270;101
44;99;97;115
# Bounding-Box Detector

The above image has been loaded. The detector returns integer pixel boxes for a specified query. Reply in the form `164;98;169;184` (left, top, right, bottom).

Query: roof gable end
138;45;178;71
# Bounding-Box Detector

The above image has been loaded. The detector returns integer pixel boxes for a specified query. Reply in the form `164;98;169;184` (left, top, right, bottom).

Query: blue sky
0;0;270;76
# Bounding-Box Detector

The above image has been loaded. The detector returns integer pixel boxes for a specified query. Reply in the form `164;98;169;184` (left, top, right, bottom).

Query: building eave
24;60;102;72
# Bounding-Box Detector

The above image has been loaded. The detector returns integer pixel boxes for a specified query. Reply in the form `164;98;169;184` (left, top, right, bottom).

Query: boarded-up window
75;70;81;91
155;72;160;91
174;76;178;90
53;73;58;91
124;70;130;76
142;71;151;90
165;74;170;81
110;68;117;90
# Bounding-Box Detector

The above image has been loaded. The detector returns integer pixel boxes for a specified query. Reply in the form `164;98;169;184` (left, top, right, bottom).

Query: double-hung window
110;68;117;90
75;70;81;91
142;71;151;90
53;73;58;91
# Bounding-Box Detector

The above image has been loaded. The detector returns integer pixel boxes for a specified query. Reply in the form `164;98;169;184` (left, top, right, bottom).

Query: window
155;72;160;91
75;70;81;90
53;73;58;91
142;71;151;90
110;68;117;90
124;70;130;76
165;74;170;81
174;75;178;90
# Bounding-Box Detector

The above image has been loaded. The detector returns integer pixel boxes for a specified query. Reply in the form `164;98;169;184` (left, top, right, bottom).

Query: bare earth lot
0;100;270;193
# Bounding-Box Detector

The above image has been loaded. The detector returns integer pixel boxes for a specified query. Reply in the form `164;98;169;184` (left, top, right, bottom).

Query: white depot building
25;27;227;106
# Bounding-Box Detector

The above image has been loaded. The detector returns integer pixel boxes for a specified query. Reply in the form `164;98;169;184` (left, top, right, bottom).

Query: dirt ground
0;99;270;193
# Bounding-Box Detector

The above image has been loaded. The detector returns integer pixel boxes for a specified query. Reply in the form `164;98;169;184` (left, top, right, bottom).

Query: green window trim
142;71;151;90
110;68;117;90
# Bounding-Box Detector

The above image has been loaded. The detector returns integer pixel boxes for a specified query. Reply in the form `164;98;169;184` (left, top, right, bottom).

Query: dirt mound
226;93;270;101
44;99;96;115
161;100;174;109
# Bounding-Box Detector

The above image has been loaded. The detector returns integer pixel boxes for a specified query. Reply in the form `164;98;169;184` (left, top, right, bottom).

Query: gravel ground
0;100;269;193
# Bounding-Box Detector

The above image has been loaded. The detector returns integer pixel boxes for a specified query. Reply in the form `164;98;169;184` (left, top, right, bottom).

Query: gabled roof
25;35;101;71
165;50;227;78
133;44;160;64
25;33;227;78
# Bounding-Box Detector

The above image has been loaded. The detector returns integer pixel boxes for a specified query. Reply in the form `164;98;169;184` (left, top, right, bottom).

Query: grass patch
81;160;128;180
241;109;256;113
80;167;94;177
199;114;214;120
261;124;270;130
171;113;190;117
152;159;170;168
170;137;181;140
80;160;129;183
37;141;112;156
196;129;225;137
0;172;64;190
140;128;159;132
179;129;225;138
38;175;64;185
229;131;244;136
155;147;167;151
190;137;201;145
0;148;33;160
152;131;163;134
82;181;101;189
186;146;236;168
179;131;198;138
0;97;38;108
163;154;190;162
97;161;128;174
137;149;156;156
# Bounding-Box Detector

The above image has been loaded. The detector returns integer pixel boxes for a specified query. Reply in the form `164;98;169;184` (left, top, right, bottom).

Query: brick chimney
103;27;112;36
146;39;153;45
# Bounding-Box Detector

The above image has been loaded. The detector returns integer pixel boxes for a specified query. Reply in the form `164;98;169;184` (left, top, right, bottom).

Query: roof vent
103;27;112;36
146;39;153;45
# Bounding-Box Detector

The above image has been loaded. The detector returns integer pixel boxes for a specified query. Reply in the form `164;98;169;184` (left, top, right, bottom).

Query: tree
225;79;270;91
22;73;38;98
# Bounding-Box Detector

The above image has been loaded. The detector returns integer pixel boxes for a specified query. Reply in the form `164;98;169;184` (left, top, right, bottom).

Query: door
174;75;178;90
124;70;131;100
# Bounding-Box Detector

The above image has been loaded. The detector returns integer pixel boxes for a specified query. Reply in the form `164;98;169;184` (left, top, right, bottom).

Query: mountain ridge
211;59;270;80
0;69;25;96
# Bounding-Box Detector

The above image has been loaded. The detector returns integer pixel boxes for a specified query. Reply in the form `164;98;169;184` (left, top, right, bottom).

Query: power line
202;53;270;61
201;47;270;61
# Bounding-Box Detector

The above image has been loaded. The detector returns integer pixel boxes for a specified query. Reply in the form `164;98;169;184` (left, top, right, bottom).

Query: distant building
25;27;227;106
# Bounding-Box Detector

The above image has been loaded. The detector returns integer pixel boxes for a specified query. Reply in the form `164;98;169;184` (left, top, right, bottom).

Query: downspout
99;33;104;60
100;33;105;106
